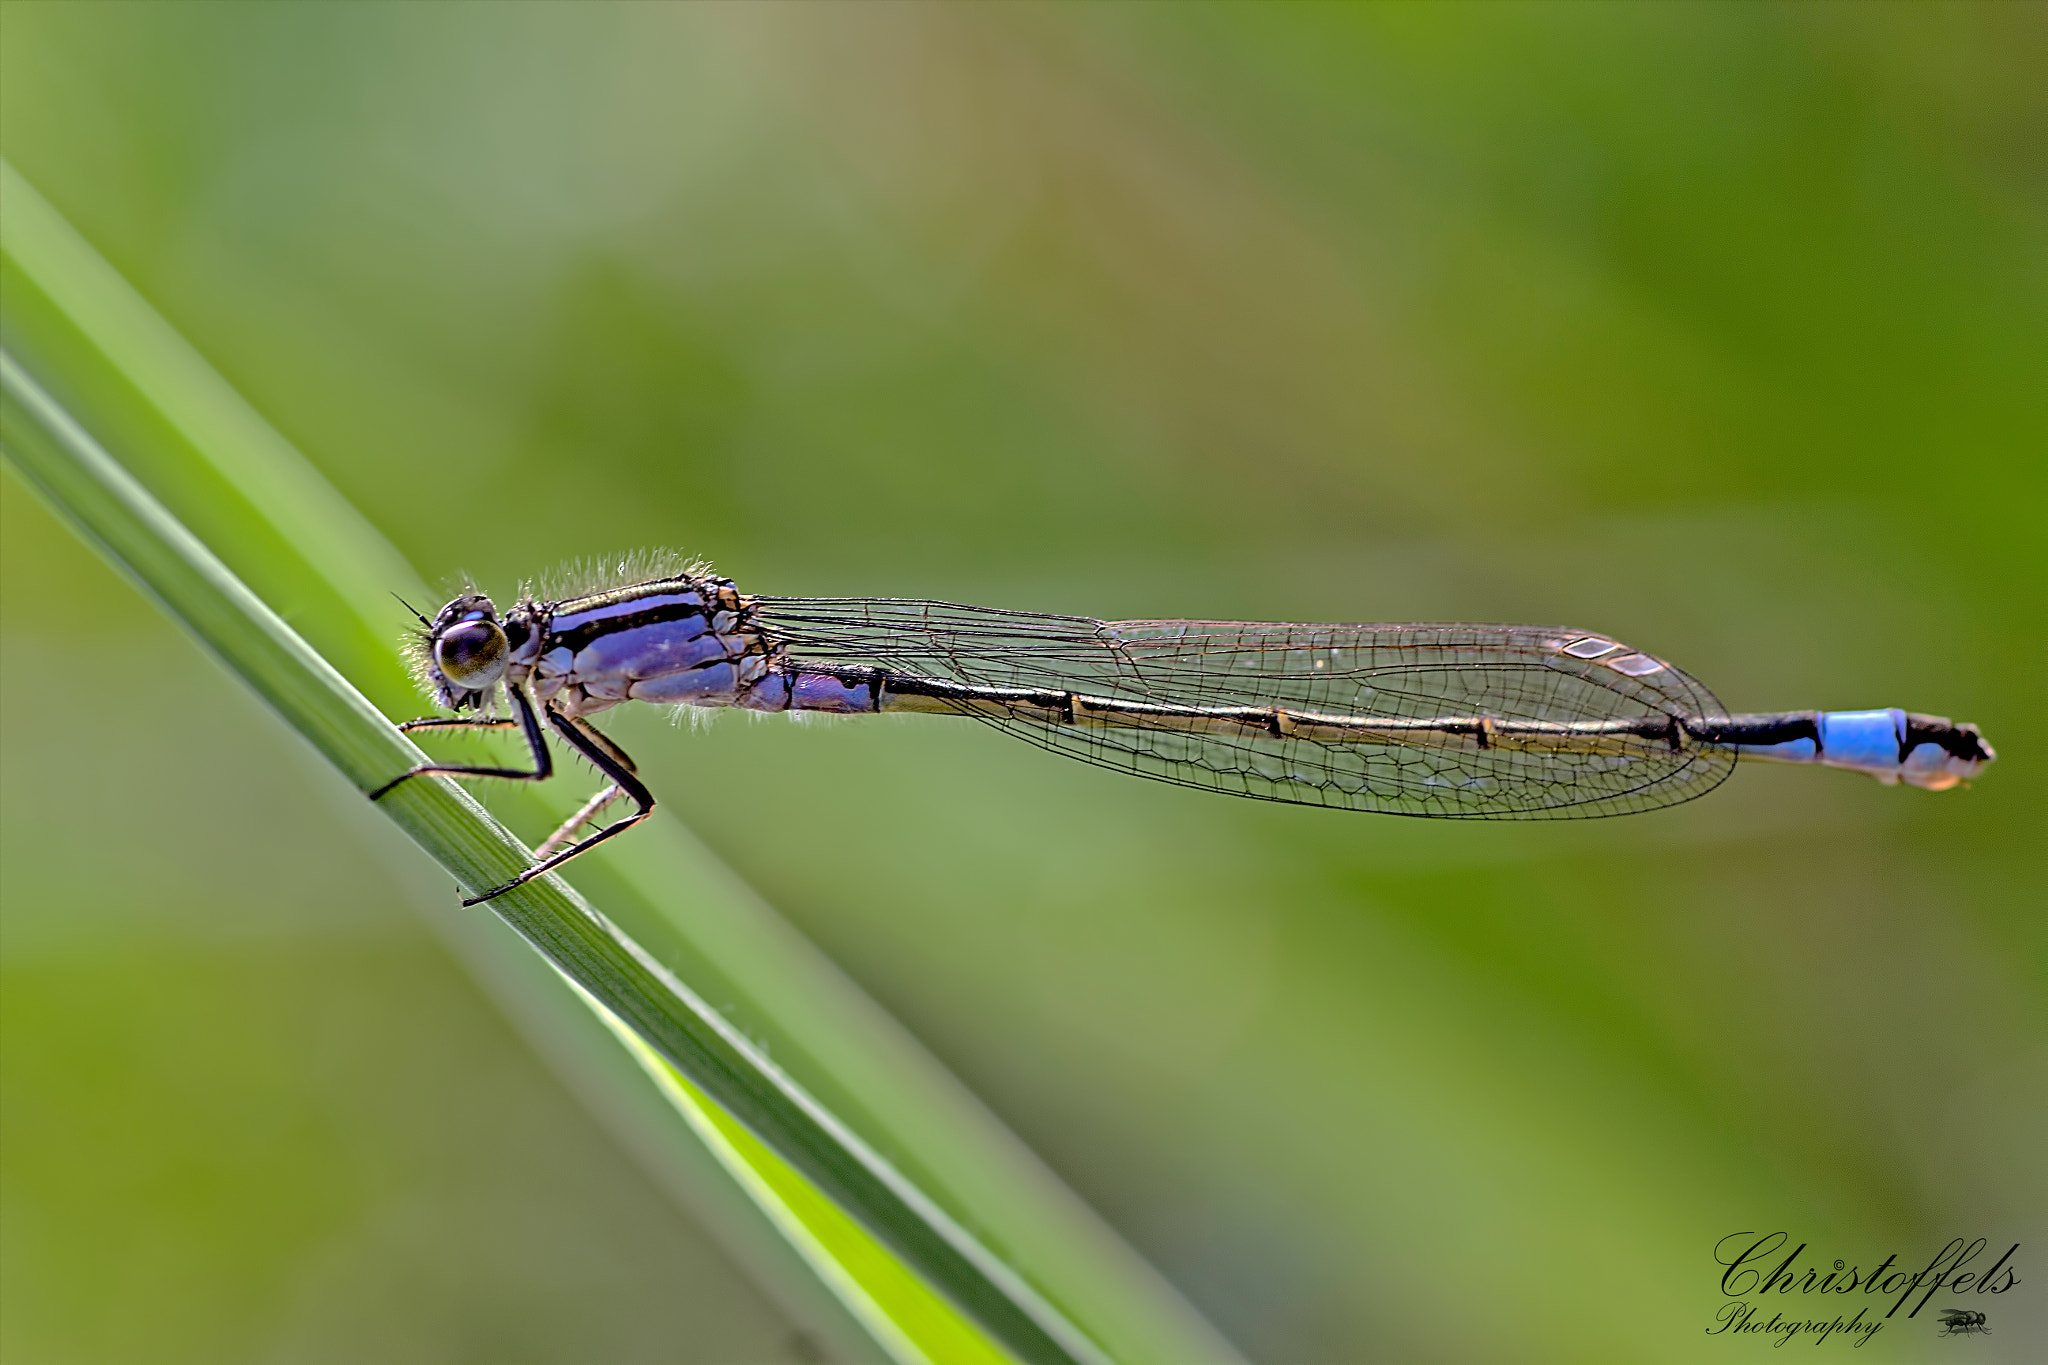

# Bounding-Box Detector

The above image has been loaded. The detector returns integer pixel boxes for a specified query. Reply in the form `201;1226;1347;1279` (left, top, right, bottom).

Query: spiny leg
561;712;639;775
368;688;552;801
397;716;519;734
461;708;654;906
536;783;623;858
534;713;638;856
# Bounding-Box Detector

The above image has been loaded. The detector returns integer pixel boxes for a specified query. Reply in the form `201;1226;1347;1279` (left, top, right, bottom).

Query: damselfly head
423;594;509;710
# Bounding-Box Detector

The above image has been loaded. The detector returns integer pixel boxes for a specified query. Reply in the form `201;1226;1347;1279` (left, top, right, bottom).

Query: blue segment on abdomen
736;671;789;712
1818;709;1906;769
789;671;877;714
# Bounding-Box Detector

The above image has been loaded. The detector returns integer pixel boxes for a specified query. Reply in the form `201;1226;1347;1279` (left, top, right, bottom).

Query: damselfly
372;555;1995;904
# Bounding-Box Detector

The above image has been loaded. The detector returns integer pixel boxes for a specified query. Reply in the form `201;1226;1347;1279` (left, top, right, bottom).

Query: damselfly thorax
373;561;1996;905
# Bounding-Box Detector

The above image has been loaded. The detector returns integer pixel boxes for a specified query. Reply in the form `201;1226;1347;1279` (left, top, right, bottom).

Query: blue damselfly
372;556;1995;904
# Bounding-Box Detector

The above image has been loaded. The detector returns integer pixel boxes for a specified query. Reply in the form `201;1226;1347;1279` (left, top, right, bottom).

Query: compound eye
435;618;509;690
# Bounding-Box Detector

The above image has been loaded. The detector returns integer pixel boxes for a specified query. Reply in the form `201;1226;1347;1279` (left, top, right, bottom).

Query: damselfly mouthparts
372;557;1995;904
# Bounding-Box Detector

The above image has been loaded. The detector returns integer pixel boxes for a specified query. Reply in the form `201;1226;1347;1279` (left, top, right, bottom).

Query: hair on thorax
528;549;713;603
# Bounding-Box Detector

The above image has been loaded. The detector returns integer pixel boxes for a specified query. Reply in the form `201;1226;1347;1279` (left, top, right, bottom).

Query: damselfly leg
368;685;553;798
462;708;655;905
371;686;655;904
535;784;624;859
530;712;644;860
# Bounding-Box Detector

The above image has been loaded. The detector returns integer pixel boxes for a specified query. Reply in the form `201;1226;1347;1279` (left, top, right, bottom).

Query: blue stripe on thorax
547;587;709;655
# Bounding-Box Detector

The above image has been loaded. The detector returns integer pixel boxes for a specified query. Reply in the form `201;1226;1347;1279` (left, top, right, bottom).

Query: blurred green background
2;4;2041;1362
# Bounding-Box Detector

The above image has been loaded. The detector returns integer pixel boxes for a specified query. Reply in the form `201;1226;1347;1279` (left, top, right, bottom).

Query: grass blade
0;158;1244;1365
2;347;1098;1363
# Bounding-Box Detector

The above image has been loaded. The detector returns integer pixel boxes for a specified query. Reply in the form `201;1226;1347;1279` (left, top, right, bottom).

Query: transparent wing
751;598;1735;819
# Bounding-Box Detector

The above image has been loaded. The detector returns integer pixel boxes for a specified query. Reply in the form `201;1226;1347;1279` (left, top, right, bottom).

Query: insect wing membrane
755;601;1735;818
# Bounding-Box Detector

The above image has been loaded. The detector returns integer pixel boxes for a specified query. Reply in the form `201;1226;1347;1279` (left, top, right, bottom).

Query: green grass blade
587;996;1019;1365
0;159;1244;1365
0;348;1099;1364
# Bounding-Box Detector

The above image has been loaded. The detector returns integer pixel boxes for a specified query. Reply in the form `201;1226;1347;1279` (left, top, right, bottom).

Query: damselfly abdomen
372;557;1995;904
